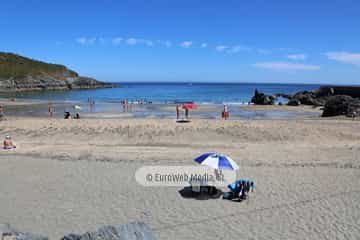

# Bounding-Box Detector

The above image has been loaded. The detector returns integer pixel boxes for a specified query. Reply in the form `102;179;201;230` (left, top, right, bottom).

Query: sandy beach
1;104;360;239
2;0;360;238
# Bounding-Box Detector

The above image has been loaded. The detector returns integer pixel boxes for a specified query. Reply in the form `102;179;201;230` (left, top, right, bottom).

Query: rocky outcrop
287;99;300;106
1;222;156;240
276;86;360;107
0;52;114;92
287;86;360;106
61;222;156;240
251;89;276;105
348;100;360;117
316;86;360;98
289;91;326;106
0;76;114;92
0;223;48;240
255;85;360;118
322;95;360;117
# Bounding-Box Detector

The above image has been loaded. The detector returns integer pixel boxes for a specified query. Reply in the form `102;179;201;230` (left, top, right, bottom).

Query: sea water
2;82;321;104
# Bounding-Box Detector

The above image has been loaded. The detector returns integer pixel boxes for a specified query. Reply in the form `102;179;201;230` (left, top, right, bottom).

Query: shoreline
0;98;323;120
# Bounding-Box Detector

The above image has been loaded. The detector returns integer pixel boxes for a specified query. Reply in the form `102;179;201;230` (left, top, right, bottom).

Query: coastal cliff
0;52;114;91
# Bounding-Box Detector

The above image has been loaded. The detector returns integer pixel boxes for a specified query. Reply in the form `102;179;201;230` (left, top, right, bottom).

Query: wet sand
0;98;322;119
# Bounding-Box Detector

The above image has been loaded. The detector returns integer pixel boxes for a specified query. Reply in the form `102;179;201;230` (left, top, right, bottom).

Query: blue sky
1;0;360;84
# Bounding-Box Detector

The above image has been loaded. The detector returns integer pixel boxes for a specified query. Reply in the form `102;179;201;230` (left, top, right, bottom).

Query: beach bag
222;192;234;200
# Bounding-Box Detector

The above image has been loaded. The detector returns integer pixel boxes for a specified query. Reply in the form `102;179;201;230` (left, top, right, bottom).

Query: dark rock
322;95;359;117
276;86;360;108
278;90;328;106
290;91;326;106
287;99;300;106
62;234;81;240
0;223;14;236
61;222;156;240
0;223;48;240
315;87;335;97
251;89;276;105
317;86;360;98
346;99;360;117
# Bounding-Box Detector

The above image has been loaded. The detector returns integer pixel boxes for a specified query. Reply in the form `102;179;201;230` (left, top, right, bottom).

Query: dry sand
0;116;360;239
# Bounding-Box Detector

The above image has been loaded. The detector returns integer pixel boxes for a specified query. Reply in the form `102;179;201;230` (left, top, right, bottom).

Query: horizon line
102;81;360;86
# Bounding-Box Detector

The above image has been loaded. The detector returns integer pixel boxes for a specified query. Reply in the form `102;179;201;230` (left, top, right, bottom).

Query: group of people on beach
2;95;235;121
236;180;254;200
176;105;189;119
64;111;80;119
120;99;151;112
176;104;230;120
223;179;255;201
121;100;133;112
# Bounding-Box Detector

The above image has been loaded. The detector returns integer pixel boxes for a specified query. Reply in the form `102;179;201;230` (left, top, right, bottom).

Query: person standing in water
185;108;189;119
0;104;4;120
89;98;95;112
176;105;180;119
48;102;54;117
222;104;229;120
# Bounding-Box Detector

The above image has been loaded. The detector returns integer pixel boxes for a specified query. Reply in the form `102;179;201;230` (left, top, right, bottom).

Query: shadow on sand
178;187;223;200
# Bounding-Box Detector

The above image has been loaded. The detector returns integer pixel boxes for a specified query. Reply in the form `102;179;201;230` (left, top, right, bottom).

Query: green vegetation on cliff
0;52;114;91
0;52;78;79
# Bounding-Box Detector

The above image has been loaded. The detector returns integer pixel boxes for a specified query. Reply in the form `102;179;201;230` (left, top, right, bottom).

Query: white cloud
112;37;123;45
215;45;252;54
98;37;107;45
144;40;153;47
180;41;193;48
325;52;360;66
215;45;228;52
125;38;154;46
257;49;271;55
76;37;87;45
254;62;320;71
74;36;303;60
278;47;299;52
88;38;96;44
287;54;306;61
126;38;137;45
76;37;96;45
228;45;252;54
157;40;172;48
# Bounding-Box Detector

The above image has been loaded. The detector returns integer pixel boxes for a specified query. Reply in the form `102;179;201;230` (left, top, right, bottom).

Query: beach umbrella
73;105;81;110
194;152;239;170
181;102;197;119
182;103;198;109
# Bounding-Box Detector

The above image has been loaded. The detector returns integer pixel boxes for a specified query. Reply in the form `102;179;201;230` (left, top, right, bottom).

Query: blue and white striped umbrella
194;152;239;170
